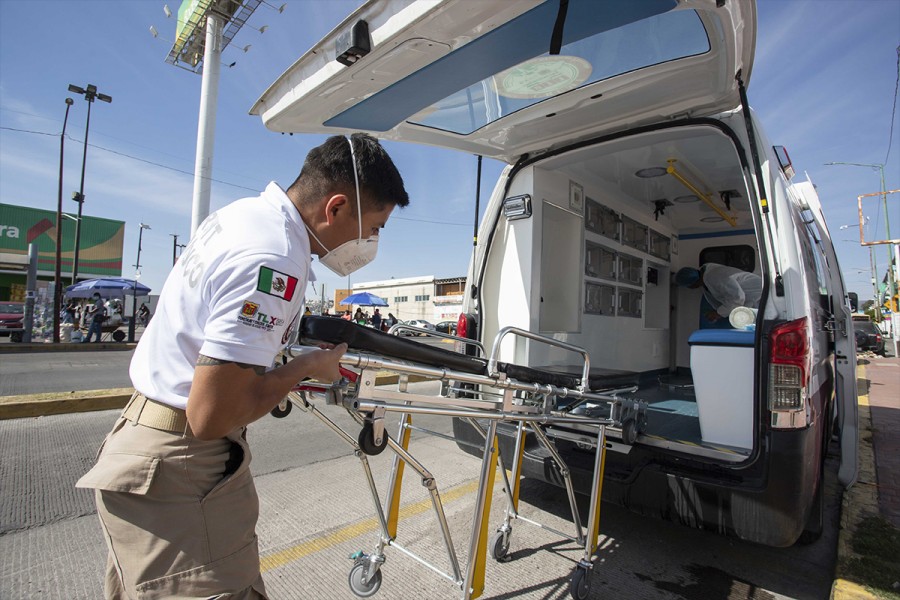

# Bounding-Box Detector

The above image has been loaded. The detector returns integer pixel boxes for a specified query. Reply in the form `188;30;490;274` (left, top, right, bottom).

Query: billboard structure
167;0;262;72
162;0;263;239
0;203;124;278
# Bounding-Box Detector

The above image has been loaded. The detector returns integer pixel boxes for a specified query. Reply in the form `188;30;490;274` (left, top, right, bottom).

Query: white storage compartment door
540;201;582;333
688;329;756;449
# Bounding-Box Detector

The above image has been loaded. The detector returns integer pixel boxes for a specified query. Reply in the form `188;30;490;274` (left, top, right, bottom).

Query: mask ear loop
347;135;362;242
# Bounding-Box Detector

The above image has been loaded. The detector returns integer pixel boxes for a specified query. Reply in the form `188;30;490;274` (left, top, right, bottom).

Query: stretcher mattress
299;316;597;389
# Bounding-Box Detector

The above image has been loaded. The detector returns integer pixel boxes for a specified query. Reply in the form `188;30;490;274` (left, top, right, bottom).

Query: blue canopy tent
65;277;151;299
340;292;389;307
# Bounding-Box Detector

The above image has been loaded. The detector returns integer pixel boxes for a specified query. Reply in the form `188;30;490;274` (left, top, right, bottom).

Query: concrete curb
0;388;135;420
0;342;136;354
0;374;428;420
830;363;879;600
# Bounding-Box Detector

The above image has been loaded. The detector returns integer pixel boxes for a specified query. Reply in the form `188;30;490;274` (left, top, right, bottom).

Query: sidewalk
866;357;900;528
832;355;900;599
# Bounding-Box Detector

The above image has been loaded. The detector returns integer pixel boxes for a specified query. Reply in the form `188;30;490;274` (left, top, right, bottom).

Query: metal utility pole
129;223;151;343
68;83;112;285
157;1;270;237
825;161;897;312
54;97;74;343
190;12;223;236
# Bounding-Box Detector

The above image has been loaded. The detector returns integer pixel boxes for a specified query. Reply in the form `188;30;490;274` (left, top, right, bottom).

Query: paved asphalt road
0;336;456;397
0;349;134;396
0;379;842;599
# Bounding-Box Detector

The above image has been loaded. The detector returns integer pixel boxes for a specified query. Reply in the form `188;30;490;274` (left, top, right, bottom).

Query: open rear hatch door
251;0;756;163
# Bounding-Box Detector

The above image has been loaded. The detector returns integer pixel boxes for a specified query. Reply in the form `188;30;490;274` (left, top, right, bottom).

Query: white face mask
306;136;378;277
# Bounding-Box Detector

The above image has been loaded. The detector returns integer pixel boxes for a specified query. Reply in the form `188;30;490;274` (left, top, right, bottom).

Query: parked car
854;320;885;354
398;319;435;336
435;320;457;335
0;301;25;343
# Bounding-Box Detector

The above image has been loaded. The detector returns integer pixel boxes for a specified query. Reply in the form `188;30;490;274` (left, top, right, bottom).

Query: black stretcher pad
299;316;636;391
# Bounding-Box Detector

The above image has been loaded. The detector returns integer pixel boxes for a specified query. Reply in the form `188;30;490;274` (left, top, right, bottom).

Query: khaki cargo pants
77;394;268;599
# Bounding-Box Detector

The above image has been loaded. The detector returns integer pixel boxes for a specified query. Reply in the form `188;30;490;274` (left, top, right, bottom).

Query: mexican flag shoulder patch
257;266;298;301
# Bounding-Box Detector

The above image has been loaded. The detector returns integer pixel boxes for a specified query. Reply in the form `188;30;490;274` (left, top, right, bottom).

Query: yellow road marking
260;478;480;573
857;363;868;407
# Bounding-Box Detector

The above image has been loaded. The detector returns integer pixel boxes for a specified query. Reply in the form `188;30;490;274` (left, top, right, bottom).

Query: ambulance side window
698;245;756;272
800;211;830;300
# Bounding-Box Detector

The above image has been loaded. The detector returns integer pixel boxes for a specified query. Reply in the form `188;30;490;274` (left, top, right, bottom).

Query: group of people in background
57;296;152;342
339;307;398;332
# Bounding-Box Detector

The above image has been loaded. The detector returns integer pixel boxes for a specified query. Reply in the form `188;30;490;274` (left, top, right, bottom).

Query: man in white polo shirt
78;134;409;599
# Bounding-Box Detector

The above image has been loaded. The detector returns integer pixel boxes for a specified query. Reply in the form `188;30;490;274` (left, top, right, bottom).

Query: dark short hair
289;133;409;211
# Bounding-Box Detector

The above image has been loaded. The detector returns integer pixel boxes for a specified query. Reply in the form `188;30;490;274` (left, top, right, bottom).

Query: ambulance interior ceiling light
635;167;668;178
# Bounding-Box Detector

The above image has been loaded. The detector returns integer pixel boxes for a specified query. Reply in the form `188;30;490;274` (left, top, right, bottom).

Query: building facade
336;275;466;324
0;203;125;301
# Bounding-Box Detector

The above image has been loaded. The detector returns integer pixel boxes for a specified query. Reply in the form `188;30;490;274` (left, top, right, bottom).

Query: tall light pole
129;223;151;343
825;161;896;313
54;97;75;344
68;83;112;285
840;219;881;320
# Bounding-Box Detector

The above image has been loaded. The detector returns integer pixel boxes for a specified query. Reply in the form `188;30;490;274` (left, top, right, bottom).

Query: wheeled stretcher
278;316;647;600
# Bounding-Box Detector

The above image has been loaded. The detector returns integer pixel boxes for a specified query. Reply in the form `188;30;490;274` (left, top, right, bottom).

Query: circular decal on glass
495;56;593;99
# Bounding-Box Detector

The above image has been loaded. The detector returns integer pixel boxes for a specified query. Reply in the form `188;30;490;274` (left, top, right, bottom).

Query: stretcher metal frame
282;326;646;600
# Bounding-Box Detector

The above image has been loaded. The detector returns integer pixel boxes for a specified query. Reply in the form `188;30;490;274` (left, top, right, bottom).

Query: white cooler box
688;329;756;449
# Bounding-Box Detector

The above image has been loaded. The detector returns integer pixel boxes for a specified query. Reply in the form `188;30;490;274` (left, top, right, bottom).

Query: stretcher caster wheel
489;530;510;561
358;423;388;455
621;418;637;445
569;565;591;600
270;398;292;418
348;562;382;597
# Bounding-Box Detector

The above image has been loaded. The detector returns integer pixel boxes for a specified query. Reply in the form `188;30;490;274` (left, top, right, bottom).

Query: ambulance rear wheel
348;562;382;597
359;424;388;455
270;398;292;418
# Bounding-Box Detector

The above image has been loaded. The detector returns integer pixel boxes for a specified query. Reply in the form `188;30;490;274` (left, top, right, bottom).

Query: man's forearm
188;350;342;439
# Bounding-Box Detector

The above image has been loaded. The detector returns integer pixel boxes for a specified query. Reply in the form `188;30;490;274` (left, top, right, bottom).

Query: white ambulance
253;0;858;547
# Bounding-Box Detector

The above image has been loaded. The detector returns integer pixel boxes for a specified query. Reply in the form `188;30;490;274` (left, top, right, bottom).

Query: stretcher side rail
289;347;646;445
386;323;487;356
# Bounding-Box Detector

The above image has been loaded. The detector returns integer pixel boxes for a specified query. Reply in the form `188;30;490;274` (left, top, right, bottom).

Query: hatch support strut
737;71;784;296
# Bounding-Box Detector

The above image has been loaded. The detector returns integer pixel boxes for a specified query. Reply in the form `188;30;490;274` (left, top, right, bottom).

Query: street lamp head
68;84;85;95
98;93;112;104
140;223;151;230
65;97;74;106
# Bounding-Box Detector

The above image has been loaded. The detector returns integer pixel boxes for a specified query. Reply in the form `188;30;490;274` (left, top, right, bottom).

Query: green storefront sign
0;203;124;277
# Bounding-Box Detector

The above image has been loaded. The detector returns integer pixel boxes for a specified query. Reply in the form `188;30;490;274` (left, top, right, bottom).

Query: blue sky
1;0;898;304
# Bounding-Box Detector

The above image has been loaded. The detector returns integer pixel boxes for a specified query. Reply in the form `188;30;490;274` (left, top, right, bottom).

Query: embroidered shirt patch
257;266;298;301
241;301;259;317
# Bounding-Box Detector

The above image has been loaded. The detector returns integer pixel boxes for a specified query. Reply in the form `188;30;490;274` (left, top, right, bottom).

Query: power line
1;125;475;228
391;215;470;227
1;125;259;192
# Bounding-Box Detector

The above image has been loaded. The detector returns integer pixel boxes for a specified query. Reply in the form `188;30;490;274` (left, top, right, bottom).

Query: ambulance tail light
768;317;811;429
455;313;479;356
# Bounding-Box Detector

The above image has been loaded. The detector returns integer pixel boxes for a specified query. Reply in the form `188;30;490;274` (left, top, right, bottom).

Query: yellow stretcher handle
386;414;413;539
470;435;500;599
589;443;607;555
